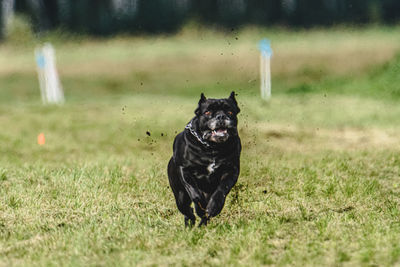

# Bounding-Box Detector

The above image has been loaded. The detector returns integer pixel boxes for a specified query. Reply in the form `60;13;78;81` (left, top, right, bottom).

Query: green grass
1;26;400;266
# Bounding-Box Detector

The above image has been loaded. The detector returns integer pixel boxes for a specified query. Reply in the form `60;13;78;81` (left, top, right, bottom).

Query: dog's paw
198;217;209;227
206;191;226;217
185;216;196;228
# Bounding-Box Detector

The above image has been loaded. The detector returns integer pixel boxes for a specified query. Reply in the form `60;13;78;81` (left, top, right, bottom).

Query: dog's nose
216;114;226;120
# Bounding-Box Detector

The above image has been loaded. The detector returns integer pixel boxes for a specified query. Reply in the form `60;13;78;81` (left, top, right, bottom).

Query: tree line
1;0;400;37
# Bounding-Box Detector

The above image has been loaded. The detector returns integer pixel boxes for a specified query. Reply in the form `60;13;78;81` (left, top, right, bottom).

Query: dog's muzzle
207;118;233;143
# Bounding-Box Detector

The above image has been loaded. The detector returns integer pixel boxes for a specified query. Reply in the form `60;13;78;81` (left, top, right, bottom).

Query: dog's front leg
206;168;239;218
178;167;207;215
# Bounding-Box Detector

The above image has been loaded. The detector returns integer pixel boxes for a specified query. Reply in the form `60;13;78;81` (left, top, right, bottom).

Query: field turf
1;25;400;266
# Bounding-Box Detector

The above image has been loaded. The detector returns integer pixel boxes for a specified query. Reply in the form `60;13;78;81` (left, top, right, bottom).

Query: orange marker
38;133;45;145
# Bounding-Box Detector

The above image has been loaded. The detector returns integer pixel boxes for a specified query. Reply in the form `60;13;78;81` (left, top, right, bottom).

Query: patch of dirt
256;123;400;152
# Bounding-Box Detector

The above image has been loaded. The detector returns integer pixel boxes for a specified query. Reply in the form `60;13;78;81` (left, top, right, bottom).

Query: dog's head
195;91;240;143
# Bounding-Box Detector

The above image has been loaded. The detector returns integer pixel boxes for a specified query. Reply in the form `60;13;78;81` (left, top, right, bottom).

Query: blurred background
0;0;399;156
1;0;400;101
1;0;400;161
1;0;400;36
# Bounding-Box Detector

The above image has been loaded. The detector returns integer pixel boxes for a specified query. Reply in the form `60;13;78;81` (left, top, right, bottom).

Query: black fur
168;92;241;227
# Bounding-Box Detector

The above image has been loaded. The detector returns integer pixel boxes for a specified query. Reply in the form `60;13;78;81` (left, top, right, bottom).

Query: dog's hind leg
168;158;196;227
176;190;196;227
198;216;208;227
194;192;212;227
194;202;209;227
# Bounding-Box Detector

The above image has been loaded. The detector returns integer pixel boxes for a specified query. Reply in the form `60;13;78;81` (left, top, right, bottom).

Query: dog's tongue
212;129;228;137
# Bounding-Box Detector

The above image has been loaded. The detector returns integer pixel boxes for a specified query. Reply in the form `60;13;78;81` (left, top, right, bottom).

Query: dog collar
185;121;211;148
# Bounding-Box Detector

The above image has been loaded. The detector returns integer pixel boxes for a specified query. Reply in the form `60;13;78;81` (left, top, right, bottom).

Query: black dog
167;92;241;227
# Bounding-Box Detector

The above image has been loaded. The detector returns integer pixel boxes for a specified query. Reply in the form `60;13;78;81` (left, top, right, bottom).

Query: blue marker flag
258;39;273;57
36;53;45;69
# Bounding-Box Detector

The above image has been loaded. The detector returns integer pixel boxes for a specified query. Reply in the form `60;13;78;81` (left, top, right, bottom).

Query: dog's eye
227;111;233;116
204;111;211;116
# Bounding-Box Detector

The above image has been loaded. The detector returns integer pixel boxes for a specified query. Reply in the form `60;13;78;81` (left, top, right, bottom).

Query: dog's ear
229;91;240;114
200;93;206;103
195;93;206;115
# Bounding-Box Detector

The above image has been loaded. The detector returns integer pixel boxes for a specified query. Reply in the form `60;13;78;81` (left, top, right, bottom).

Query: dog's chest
192;158;222;180
207;159;219;174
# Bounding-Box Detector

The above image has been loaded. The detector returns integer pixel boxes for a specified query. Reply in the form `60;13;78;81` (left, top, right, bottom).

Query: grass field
1;25;400;266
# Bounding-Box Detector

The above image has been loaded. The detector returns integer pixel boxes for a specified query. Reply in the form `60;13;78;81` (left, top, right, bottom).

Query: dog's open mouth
211;128;228;137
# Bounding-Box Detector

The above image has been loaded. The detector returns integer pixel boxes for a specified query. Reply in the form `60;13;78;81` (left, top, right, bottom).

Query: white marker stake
35;48;48;104
35;43;64;104
259;39;273;101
